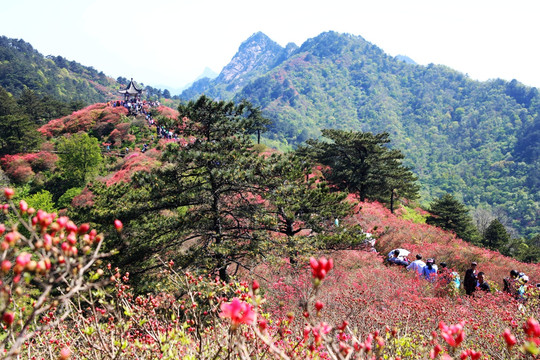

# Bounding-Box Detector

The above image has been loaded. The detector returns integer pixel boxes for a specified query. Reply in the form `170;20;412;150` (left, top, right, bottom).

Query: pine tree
0;86;42;155
261;153;351;261
426;194;480;243
243;102;272;144
0;114;42;155
483;219;510;251
300;129;419;211
0;86;18;116
17;88;42;123
82;96;270;283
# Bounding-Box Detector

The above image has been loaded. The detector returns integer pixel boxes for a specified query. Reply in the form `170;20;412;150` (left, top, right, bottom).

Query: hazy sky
1;0;539;91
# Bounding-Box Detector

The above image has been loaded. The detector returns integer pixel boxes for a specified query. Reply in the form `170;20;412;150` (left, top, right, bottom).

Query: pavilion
118;78;143;100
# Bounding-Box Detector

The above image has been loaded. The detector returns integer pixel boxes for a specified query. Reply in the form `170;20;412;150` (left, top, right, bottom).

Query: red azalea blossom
460;349;482;360
439;321;466;347
258;318;267;331
219;297;255;329
430;344;443;359
523;317;540;337
310;256;334;280
252;279;260;291
502;328;517;347
59;346;71;360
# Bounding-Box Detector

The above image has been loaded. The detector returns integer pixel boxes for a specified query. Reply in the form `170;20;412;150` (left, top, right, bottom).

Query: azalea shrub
101;151;161;186
250;251;540;358
2;188;540;359
12;249;540;359
38;103;128;139
0;188;111;358
153;105;180;122
350;200;540;285
0;152;58;184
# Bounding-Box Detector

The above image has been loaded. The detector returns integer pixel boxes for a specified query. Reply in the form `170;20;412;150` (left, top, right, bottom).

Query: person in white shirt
407;254;426;276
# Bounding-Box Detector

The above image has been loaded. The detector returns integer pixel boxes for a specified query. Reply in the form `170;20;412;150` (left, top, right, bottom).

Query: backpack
451;272;461;288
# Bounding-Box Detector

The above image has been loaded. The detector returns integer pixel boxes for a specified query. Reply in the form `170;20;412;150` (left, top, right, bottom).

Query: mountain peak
240;31;273;46
216;32;285;85
395;55;417;65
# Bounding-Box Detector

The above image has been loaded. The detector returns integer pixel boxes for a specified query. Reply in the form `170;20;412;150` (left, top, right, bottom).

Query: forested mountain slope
0;36;119;103
181;31;540;237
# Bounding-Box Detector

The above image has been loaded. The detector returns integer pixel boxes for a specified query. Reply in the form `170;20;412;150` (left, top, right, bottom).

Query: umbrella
387;248;410;258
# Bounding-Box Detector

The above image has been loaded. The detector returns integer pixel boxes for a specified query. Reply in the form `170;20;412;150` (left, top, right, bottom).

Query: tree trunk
390;189;395;214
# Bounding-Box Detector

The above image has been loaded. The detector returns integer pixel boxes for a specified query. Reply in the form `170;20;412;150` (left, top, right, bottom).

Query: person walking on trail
422;258;438;282
464;262;478;295
407;254;426;276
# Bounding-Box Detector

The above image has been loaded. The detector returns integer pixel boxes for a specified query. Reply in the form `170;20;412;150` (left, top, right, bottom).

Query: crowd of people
108;99;161;117
387;249;537;300
104;98;182;154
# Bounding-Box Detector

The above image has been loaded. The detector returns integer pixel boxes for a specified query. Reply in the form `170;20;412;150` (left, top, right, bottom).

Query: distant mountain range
152;67;219;96
180;31;539;237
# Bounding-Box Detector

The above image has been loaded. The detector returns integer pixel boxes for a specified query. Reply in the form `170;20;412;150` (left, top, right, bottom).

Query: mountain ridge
181;31;539;237
180;32;298;100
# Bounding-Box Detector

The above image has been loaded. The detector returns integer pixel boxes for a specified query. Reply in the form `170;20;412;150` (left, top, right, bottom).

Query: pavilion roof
119;78;143;95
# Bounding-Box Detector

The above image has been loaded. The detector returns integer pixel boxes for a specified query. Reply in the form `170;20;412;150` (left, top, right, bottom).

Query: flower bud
2;311;15;325
19;200;28;213
502;328;516;348
252;279;260;292
78;223;90;234
1;260;11;273
59;346;71;360
26;260;37;272
3;188;14;200
114;219;123;232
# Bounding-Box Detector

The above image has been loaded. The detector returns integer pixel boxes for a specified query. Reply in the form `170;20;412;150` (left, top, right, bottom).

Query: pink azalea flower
219;297;255;329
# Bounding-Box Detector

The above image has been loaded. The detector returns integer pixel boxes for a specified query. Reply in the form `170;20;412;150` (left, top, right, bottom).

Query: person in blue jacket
422;258;438;282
